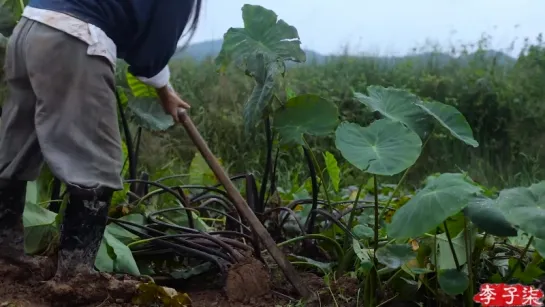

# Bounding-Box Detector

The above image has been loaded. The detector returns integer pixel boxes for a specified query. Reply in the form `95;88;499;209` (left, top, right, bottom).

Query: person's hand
156;84;190;122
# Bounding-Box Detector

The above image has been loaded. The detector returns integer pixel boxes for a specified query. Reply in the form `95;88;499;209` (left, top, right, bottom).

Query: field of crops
3;2;545;307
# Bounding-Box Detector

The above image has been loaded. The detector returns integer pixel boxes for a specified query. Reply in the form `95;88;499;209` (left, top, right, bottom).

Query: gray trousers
0;17;123;191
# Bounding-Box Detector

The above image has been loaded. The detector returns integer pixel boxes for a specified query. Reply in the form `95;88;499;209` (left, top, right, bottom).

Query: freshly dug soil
0;258;361;307
0;259;138;307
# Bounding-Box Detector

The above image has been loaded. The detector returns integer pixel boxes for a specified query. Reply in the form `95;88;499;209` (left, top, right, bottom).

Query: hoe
176;109;315;302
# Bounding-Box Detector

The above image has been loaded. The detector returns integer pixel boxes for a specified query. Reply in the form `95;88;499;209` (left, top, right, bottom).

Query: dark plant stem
312;209;357;240
364;174;380;307
303;138;331;206
109;218;231;269
463;217;474;307
267;148;280;204
175;187;194;229
262;207;306;235
257;117;273;214
245;174;259;213
133;127;143;171
303;146;319;234
116;92;135;181
433;231;439;297
443;221;461;270
373;175;380;254
505;235;534;282
48;177;62;213
342;182;366;250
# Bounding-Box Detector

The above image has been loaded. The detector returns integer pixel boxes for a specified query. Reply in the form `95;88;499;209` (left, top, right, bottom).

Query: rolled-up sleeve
123;0;195;88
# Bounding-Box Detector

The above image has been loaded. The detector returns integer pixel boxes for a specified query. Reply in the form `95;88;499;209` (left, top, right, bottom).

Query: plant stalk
303;147;319;235
257;116;274;213
463;218;474;307
303;137;332;206
378;128;434;220
373;175;380;254
442;221;461;271
342;182;366;250
504;235;534;282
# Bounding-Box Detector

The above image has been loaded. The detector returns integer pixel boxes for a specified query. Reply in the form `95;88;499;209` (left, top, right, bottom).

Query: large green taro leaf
273;94;339;145
355;86;431;139
124;72;173;131
323;151;340;192
438;269;469;295
215;4;306;73
387;173;481;239
334;119;422;176
0;0;27;37
23;181;57;254
127;97;174;131
496;181;545;240
242;56;282;131
95;226;140;276
463;195;517;237
375;244;416;269
23;202;57;254
215;4;306;132
106;213;147;245
415;100;478;147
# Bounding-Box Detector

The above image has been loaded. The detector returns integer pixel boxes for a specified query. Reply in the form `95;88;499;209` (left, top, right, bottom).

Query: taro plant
216;4;308;215
329;85;480;306
216;4;351;260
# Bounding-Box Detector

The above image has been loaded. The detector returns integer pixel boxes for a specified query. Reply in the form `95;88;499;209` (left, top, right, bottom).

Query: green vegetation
2;1;545;306
162;34;545;191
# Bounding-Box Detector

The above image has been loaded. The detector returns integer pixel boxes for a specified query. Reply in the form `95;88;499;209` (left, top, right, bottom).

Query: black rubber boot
53;186;113;281
0;179;28;261
42;186;140;304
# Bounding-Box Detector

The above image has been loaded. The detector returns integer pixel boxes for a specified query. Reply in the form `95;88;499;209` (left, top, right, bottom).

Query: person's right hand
156;84;191;123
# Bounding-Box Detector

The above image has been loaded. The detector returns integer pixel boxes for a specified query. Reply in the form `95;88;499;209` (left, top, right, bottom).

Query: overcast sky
189;0;544;56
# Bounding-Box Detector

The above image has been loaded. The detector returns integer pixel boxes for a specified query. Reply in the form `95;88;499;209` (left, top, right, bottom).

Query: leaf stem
338;182;366;276
464;217;474;307
303;137;332;207
504;235;534;282
373;175;380;255
342;182;366;250
378;129;434;220
443;221;461;271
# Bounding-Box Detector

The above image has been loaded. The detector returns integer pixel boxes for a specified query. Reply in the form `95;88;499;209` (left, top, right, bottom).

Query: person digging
0;0;202;295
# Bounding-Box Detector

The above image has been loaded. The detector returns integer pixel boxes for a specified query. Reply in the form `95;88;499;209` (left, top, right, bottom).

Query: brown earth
0;257;361;307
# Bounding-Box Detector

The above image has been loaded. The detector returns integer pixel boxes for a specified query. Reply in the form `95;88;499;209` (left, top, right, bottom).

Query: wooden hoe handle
176;109;313;300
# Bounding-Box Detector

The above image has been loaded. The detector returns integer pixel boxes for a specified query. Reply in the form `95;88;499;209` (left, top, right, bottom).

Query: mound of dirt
224;257;271;304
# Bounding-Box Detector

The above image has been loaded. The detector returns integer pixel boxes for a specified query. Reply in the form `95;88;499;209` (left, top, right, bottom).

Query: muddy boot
54;186;112;280
43;186;139;304
0;179;55;281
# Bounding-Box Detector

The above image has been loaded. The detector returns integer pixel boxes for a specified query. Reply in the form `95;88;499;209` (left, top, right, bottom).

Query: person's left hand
157;85;190;123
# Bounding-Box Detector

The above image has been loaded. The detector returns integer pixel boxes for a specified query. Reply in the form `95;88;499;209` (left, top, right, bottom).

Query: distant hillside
172;39;328;64
172;39;517;68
